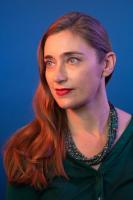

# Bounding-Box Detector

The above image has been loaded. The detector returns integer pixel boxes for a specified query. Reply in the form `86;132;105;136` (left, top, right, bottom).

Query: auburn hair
3;11;113;190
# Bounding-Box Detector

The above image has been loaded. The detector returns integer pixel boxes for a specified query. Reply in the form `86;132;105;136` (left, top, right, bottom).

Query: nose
53;63;67;83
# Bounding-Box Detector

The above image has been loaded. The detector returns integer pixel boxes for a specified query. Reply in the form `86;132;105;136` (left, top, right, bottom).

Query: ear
102;52;116;77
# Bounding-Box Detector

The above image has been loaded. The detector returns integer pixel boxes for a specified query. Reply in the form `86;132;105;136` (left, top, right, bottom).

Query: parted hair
4;11;113;190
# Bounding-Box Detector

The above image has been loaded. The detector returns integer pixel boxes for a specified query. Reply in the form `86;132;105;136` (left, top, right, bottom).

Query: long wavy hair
4;12;113;190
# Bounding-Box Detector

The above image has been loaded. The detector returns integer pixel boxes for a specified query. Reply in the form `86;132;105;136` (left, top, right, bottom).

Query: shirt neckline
99;114;133;171
65;115;133;174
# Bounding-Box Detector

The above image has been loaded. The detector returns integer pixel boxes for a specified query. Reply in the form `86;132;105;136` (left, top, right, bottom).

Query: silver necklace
64;102;118;166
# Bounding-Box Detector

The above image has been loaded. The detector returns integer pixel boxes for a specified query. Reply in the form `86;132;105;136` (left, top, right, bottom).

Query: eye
45;60;55;67
68;57;80;64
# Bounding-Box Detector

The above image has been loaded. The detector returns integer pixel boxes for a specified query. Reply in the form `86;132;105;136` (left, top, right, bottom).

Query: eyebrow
44;51;84;60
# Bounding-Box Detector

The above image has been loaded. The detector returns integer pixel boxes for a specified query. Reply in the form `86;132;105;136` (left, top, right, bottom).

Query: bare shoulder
115;107;132;139
116;107;132;123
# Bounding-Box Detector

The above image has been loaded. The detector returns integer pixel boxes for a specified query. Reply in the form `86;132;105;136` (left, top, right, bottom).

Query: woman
4;12;133;200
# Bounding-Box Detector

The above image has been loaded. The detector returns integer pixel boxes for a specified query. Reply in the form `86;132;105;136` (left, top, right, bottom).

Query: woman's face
44;30;105;110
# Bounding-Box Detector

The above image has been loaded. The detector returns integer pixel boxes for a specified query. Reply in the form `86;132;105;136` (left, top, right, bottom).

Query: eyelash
45;57;81;67
67;57;81;64
45;60;55;67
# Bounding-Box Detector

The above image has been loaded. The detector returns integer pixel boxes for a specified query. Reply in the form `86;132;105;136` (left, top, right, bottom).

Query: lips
55;88;73;96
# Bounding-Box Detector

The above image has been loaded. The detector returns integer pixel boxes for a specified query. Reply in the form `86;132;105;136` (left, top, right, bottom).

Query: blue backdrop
0;0;133;199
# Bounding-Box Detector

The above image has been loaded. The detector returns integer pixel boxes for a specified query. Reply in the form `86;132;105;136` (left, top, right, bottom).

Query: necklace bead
64;102;118;166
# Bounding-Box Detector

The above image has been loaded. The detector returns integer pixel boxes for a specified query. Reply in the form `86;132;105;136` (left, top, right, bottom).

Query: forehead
44;30;96;57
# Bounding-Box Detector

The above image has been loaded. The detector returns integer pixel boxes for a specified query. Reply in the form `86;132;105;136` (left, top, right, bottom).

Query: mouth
55;88;73;96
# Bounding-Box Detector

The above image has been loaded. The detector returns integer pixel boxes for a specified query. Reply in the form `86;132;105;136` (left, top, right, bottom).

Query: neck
66;97;110;137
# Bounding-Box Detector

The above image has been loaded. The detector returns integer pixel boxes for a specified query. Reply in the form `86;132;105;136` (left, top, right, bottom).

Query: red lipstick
55;88;73;96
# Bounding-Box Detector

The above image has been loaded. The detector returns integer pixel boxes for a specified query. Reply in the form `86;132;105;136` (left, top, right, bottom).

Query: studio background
0;0;133;199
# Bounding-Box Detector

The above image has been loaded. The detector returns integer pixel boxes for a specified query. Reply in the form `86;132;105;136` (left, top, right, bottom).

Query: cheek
76;70;93;85
76;70;101;94
45;72;52;87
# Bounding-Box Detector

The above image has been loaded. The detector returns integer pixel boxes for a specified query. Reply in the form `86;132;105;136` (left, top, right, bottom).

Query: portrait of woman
3;11;133;200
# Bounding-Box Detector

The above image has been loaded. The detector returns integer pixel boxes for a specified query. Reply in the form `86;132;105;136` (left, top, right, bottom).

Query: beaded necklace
64;102;118;166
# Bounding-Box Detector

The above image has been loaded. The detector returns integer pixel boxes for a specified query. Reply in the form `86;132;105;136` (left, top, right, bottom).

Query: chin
56;101;85;110
55;100;74;109
56;103;72;110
